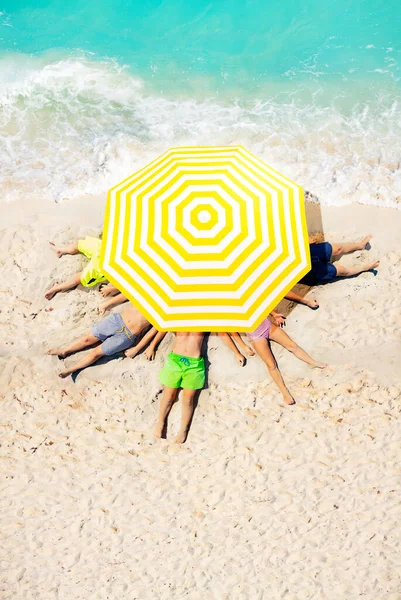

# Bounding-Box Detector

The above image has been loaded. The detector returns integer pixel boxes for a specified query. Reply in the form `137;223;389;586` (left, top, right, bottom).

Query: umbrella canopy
101;146;310;332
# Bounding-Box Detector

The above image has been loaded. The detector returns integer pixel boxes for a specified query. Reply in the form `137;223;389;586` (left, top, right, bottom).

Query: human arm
144;331;167;360
229;332;255;357
100;284;120;297
125;328;166;359
218;332;246;366
271;310;286;327
99;293;128;315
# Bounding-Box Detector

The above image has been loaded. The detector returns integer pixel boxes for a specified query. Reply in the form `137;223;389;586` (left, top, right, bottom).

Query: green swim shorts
159;352;205;390
77;236;107;288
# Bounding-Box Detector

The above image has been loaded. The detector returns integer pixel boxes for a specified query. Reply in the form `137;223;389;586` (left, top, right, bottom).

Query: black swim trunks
300;242;337;285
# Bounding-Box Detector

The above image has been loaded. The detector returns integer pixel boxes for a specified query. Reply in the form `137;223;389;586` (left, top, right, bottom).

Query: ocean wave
1;54;401;207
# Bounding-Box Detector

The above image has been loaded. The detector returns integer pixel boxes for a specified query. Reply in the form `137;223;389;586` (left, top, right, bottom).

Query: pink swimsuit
247;316;271;340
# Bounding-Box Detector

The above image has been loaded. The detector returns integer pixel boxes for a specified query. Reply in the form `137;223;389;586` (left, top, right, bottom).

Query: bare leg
47;332;100;358
269;324;327;368
331;234;373;260
45;272;82;300
58;346;105;378
285;290;319;309
252;338;295;405
154;387;178;438
334;260;380;278
49;241;79;258
176;389;197;443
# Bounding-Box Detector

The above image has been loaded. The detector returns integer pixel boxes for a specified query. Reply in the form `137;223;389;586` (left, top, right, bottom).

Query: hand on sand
273;313;286;327
124;347;138;358
144;347;156;361
235;353;246;367
45;286;58;300
98;302;109;316
49;241;64;258
100;284;116;297
242;344;255;357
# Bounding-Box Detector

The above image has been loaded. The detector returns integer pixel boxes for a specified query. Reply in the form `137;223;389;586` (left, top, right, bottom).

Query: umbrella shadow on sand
277;193;325;318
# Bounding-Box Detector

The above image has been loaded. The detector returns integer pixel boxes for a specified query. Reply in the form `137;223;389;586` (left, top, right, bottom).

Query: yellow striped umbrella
100;146;310;332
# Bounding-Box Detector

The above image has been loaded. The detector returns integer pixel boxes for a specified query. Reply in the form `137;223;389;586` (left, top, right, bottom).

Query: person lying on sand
300;235;379;286
217;332;255;366
47;304;150;378
99;291;128;315
248;311;327;405
45;236;106;300
155;332;206;444
125;328;254;366
285;290;319;309
125;327;167;361
98;285;319;315
154;330;259;443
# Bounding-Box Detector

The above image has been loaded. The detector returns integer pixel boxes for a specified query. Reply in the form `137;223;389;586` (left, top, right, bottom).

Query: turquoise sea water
1;1;401;204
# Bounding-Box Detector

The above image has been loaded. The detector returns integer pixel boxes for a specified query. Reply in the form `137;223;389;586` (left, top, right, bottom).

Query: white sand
1;196;401;599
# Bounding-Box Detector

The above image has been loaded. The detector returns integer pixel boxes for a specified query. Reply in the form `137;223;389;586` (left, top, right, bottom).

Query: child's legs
331;235;372;260
62;332;101;356
157;387;179;428
334;260;379;278
269;324;316;366
45;272;82;299
252;338;293;401
176;389;197;443
60;346;105;377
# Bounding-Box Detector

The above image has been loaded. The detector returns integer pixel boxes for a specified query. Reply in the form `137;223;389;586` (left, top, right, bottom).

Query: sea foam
1;54;401;208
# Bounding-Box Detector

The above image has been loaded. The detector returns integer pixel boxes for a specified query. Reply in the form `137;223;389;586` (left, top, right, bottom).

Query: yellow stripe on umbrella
100;146;311;331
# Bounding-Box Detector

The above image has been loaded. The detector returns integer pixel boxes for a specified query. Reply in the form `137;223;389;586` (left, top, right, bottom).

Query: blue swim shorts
300;242;337;285
91;313;136;356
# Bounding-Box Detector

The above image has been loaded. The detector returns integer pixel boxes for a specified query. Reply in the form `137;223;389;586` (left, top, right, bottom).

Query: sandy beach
1;196;401;599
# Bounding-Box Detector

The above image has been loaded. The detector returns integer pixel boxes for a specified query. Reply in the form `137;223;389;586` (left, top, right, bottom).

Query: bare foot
175;429;189;444
367;259;380;271
310;361;328;369
98;302;108;315
242;344;255;357
236;353;245;367
154;421;164;439
283;393;296;406
45;287;58;300
306;298;319;309
58;370;71;379
47;349;66;358
360;234;373;250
